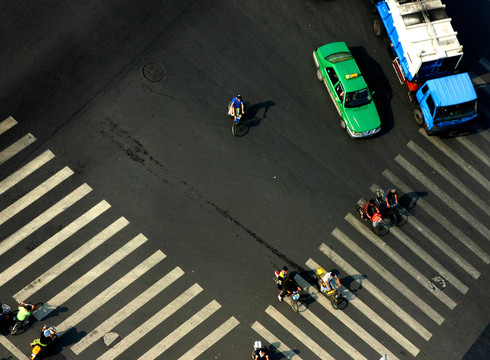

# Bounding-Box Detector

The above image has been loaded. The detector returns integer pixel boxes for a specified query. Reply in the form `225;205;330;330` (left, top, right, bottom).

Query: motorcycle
30;326;57;360
11;302;34;335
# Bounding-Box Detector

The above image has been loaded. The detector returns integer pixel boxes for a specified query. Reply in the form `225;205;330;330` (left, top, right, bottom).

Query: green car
313;42;381;138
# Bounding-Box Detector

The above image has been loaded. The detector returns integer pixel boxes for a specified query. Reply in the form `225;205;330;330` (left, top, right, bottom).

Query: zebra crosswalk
252;122;489;359
0;116;239;359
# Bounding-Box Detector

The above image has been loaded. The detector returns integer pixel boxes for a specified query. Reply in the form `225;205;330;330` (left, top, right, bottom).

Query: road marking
418;128;490;190
14;216;129;302
0;166;74;226
0;150;55;196
369;184;470;294
0;200;110;288
332;224;444;325
56;250;166;336
0;116;17;135
312;242;432;340
346;212;457;310
407;141;490;214
0;133;36;165
178;316;239;360
265;305;335;360
137;300;222;360
293;275;400;360
395;154;490;240
455;137;490;169
0;183;92;258
299;300;370;360
96;283;203;360
306;257;420;356
71;266;185;355
34;233;147;321
251;321;304;360
0;334;29;360
384;169;489;268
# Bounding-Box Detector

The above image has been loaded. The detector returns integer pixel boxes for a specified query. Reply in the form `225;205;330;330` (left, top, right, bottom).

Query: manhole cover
142;63;164;82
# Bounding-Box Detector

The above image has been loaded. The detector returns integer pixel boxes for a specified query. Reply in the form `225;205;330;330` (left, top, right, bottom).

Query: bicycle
355;203;383;235
273;277;303;312
231;113;242;136
315;268;345;309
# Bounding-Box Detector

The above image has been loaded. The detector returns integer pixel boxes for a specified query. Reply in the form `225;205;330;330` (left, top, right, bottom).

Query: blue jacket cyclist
229;94;245;119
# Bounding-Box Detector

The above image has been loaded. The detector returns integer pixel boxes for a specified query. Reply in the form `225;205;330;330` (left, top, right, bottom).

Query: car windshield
433;100;477;123
344;89;371;108
326;52;353;63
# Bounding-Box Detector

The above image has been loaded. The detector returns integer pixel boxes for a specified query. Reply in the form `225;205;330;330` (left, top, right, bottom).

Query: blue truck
372;0;478;134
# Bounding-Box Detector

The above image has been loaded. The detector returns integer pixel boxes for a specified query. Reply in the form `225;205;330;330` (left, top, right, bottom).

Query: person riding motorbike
253;348;270;360
15;301;34;324
30;325;57;359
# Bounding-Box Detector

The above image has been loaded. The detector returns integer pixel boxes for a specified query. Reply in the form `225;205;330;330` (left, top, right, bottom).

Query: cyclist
278;276;302;301
229;94;245;120
321;271;342;292
362;199;382;226
275;266;288;291
384;188;399;208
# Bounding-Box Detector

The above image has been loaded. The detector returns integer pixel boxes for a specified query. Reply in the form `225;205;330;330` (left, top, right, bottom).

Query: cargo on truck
372;0;478;134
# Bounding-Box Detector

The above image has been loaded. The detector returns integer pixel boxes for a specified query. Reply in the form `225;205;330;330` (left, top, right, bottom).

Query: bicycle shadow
234;101;275;136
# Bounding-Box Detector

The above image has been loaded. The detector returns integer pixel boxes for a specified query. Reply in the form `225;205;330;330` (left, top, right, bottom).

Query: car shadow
350;46;394;135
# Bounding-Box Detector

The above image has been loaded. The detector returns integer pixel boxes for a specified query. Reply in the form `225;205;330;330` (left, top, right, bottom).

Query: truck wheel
316;68;323;81
373;15;384;39
412;105;424;126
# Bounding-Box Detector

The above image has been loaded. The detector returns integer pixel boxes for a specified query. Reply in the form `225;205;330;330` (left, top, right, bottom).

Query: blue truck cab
373;0;478;134
415;73;477;134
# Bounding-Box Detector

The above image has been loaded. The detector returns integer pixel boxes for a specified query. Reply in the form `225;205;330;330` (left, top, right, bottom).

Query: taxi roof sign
345;73;359;79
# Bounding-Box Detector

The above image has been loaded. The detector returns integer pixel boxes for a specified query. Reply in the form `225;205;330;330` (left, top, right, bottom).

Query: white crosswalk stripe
0;133;36;165
251;321;304;360
265;305;336;360
96;283;203;360
71;266;185;355
178;316;240;360
55;250;166;336
0;150;55;196
293;275;400;360
311;244;433;340
418;128;490;190
306;257;420;356
14;216;129;302
0;183;92;257
0;166;73;226
0;200;110;288
137;300;222;360
0;116;18;135
383;168;489;267
346;212;457;310
34;233;148;321
395;154;490;240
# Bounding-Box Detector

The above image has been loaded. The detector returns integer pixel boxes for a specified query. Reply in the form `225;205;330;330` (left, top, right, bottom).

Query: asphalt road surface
0;0;489;359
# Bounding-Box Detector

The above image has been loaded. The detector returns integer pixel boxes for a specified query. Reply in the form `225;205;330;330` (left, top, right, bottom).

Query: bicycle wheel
330;296;339;310
231;120;238;136
388;210;398;226
11;320;20;335
371;223;381;236
291;299;299;312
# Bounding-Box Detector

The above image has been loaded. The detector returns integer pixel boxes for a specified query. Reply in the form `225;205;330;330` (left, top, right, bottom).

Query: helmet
316;267;325;276
254;340;262;350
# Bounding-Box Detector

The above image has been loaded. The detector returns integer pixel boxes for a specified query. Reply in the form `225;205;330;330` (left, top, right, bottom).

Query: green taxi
313;42;381;138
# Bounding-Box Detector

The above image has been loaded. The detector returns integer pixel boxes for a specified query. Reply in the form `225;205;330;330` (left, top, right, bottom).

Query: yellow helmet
316;267;325;276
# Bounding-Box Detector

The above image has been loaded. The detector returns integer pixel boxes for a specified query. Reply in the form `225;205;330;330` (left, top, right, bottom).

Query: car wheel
316;68;323;81
340;118;347;131
373;15;384;39
412;105;424;126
